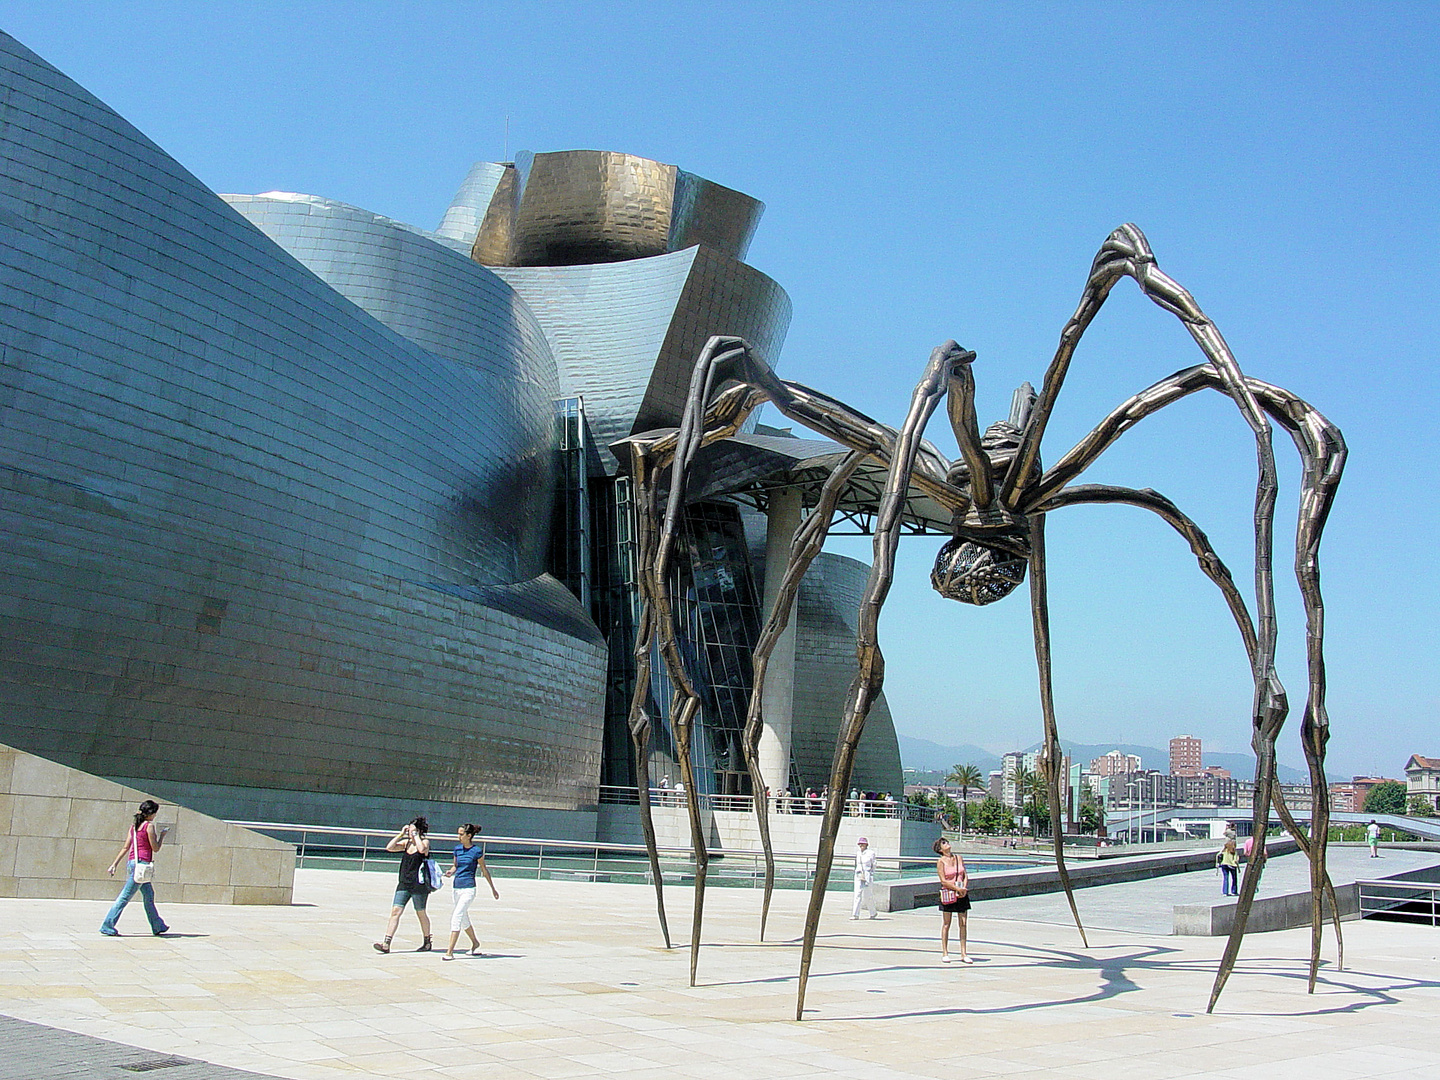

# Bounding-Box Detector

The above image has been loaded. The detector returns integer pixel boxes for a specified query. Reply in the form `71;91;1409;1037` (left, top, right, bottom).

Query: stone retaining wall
0;743;295;904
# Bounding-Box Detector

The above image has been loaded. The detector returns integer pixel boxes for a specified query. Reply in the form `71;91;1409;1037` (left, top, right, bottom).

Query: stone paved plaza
2;863;1439;1080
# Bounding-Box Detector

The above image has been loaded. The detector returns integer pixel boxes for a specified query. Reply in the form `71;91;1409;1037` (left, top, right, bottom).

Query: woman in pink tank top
100;800;170;936
934;837;973;964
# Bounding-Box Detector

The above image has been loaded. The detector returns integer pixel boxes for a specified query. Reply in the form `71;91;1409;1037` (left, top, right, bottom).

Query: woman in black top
373;816;432;953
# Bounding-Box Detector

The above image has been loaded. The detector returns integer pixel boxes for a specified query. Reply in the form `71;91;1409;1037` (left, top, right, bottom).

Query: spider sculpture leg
630;337;969;981
1003;227;1290;1014
1025;513;1089;947
1270;774;1343;973
794;343;961;1021
624;444;672;948
1027;365;1344;1009
742;451;865;940
641;472;708;984
1283;404;1346;989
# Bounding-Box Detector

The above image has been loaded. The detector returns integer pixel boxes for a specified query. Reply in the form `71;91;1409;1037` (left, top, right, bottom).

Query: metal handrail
1357;879;1440;926
225;819;981;887
596;785;930;821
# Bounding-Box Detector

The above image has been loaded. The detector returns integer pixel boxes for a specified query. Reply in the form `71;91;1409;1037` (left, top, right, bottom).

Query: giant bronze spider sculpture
622;224;1345;1020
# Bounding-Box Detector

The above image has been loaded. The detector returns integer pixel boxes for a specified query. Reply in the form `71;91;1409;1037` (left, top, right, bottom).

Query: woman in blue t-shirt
443;823;500;960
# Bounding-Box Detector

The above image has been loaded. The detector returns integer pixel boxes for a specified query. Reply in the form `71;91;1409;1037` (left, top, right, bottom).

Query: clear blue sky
7;3;1436;779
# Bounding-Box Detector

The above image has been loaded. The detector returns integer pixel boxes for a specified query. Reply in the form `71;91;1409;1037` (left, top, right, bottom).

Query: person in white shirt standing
1366;819;1381;858
851;836;878;920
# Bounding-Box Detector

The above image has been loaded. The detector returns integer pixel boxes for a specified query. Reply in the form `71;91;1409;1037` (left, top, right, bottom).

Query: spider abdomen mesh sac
930;537;1028;606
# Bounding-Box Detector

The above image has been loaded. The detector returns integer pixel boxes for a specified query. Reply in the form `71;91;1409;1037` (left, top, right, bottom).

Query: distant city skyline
5;4;1434;779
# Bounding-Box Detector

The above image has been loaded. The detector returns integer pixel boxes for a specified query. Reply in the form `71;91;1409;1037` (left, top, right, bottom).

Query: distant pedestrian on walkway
442;823;499;960
374;817;432;954
1367;819;1381;858
100;799;170;937
1217;836;1239;896
934;837;971;964
851;837;877;920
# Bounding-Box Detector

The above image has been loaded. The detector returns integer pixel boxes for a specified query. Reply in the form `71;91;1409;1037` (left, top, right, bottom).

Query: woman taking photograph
373;816;432;954
100;800;170;937
934;837;972;964
442;823;500;960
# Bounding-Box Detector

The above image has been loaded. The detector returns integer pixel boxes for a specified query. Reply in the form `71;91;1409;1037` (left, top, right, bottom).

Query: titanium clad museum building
0;33;901;839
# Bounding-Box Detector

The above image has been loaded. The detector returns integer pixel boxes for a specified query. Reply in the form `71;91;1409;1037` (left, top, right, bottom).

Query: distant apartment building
1329;782;1357;813
1113;770;1237;808
1170;735;1203;776
1405;755;1440;812
987;770;1004;801
1348;776;1399;813
1090;750;1142;779
1236;780;1313;813
1001;750;1040;809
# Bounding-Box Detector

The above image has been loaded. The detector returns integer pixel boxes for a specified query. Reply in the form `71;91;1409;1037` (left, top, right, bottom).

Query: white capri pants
450;887;477;932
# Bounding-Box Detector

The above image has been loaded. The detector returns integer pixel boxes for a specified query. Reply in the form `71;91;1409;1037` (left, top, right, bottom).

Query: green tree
1363;780;1407;815
1078;785;1105;833
1407;793;1437;818
970;796;1015;835
946;763;983;833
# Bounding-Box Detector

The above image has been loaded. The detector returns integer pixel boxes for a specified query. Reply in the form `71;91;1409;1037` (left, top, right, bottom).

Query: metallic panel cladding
435;161;510;248
470;150;764;267
222;191;561;583
493;248;791;472
790;553;904;796
0;33;606;820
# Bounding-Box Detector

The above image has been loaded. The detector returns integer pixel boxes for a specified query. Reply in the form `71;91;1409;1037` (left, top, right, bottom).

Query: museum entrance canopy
613;429;952;536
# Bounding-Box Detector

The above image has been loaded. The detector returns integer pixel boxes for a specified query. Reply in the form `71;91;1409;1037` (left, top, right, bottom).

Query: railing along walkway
1358;878;1440;926
228;821;939;890
597;785;932;821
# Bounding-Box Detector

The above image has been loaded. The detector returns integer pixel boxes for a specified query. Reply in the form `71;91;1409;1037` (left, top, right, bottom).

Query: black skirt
940;896;971;913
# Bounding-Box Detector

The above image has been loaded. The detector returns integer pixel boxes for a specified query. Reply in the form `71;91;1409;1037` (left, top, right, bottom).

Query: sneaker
100;928;119;937
416;938;433;953
372;942;390;954
153;925;170;936
941;954;951;964
960;956;974;965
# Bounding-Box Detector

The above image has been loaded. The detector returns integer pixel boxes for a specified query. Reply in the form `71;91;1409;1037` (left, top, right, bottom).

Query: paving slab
0;866;1438;1079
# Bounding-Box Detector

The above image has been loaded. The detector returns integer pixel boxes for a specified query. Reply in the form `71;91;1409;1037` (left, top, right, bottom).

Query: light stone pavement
2;866;1439;1080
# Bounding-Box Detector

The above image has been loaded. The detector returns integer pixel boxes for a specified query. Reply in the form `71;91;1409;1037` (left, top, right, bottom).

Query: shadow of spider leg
742;450;865;941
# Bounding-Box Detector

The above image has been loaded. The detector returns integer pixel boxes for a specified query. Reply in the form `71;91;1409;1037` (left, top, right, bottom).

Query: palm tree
946;763;983;833
1017;768;1048;839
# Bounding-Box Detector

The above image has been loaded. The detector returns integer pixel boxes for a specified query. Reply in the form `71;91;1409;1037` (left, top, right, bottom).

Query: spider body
930;521;1030;605
623;223;1345;1023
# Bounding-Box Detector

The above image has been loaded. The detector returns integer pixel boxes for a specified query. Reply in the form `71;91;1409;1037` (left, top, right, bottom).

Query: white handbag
131;827;154;884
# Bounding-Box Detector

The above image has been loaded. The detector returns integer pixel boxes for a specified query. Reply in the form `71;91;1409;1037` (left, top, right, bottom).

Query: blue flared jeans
100;860;167;935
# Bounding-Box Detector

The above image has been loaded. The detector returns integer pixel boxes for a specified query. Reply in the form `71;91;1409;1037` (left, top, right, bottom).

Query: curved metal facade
469;150;765;268
791;553;904;796
222;191;561;584
0;34;606;827
493;248;791;471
